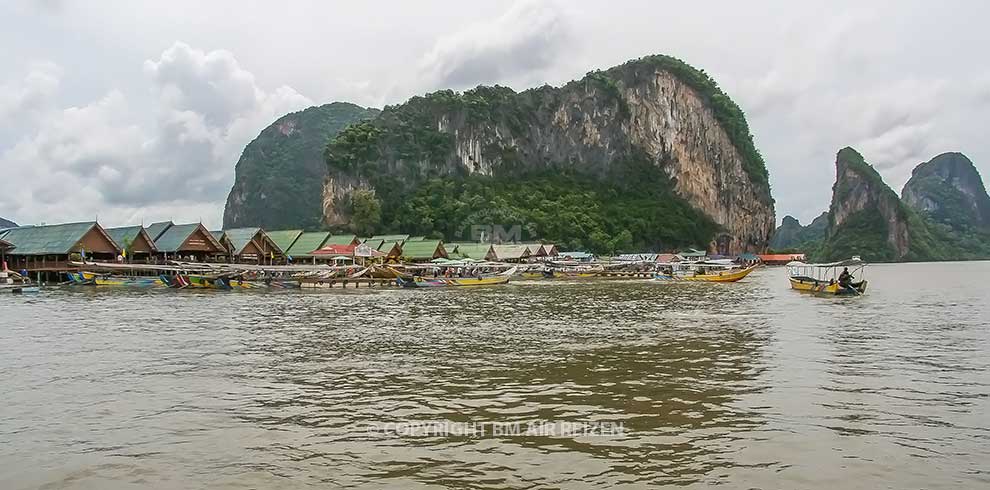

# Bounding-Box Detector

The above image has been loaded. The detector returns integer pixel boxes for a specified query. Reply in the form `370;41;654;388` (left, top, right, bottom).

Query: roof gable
222;228;262;255
106;226;158;253
155;223;225;253
145;221;173;241
492;244;532;260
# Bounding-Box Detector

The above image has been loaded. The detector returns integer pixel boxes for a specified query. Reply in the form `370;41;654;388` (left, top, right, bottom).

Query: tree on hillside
350;189;382;236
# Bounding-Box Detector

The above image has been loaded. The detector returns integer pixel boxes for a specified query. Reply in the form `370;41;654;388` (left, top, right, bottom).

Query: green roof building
145;221;173;242
154;223;226;256
285;231;331;260
399;240;446;262
1;221;121;271
105;225;159;256
0;222;119;256
452;243;494;260
324;234;360;246
266;230;304;254
221;228;282;261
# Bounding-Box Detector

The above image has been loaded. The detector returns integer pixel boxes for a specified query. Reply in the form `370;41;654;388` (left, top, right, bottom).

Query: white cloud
0;61;61;126
0;43;312;228
3;1;990;230
418;0;577;90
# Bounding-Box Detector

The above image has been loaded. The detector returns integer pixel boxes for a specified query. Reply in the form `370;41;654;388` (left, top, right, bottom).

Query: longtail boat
217;276;301;289
396;267;516;288
72;271;167;288
518;262;602;279
787;257;868;295
653;261;757;283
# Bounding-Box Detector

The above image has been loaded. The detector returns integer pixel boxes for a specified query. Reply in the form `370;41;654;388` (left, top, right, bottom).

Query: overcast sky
2;0;989;229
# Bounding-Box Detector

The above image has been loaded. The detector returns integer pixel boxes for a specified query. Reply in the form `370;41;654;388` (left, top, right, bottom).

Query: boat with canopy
786;257;868;295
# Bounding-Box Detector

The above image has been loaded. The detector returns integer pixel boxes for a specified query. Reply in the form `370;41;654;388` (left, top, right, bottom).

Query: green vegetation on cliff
335;153;719;254
324;55;772;253
902;152;990;231
809;147;990;262
223;102;379;230
817;210;895;261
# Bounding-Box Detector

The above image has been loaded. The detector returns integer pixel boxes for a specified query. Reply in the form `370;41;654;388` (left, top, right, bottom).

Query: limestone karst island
3;3;990;489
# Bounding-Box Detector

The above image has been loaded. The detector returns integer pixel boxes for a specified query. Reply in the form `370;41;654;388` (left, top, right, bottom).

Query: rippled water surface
2;262;989;489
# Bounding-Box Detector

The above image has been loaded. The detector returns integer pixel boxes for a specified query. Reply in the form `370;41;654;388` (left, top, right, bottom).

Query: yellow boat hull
79;271;166;288
677;265;757;283
789;276;868;295
400;275;510;287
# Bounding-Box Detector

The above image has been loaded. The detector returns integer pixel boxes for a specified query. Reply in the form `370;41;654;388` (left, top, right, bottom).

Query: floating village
0;220;866;295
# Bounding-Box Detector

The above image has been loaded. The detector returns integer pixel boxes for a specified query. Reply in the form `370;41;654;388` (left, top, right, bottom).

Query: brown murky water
1;262;988;489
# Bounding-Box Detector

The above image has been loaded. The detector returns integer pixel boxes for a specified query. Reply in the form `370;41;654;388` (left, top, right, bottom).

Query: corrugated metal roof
155;223;223;253
453;243;492;259
222;228;261;255
106;226;143;248
400;240;445;260
106;225;158;253
378;240;401;255
266;229;303;253
0;221;118;255
369;234;409;243
285;232;330;257
406;236;426;242
145;221;173;241
324;234;358;246
363;239;385;251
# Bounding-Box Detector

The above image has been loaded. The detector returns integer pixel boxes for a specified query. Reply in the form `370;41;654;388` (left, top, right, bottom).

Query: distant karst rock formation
902;152;990;231
223;102;379;230
818;147;941;262
321;55;775;254
770;212;828;250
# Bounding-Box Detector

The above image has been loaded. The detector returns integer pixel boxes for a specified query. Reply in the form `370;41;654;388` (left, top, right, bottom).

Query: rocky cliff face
770;212;827;250
902;152;990;230
223;103;378;230
323;55;775;254
819;147;939;261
